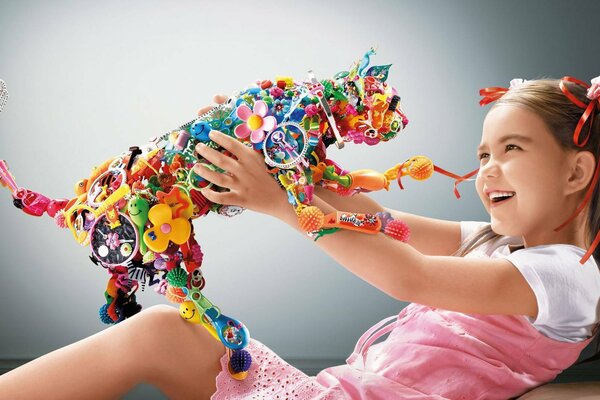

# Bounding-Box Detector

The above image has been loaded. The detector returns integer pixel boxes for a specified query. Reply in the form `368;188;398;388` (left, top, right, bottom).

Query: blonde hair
453;78;600;364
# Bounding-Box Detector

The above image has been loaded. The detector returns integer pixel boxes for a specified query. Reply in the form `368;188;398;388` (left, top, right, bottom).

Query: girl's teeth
490;192;516;203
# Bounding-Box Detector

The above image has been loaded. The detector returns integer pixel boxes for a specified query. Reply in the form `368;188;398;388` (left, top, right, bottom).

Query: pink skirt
211;339;343;399
210;338;447;400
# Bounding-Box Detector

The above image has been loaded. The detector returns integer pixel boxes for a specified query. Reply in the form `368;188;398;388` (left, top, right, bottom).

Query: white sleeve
460;221;490;244
504;245;600;342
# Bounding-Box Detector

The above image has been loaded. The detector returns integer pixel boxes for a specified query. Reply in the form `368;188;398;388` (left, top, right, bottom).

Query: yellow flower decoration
143;203;191;253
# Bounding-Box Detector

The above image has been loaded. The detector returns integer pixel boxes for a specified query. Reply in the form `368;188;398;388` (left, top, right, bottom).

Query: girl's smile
475;104;580;247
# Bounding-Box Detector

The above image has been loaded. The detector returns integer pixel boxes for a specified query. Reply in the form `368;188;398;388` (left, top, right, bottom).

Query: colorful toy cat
1;48;446;379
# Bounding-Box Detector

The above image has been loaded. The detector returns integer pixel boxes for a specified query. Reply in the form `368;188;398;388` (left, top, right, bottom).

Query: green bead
167;268;189;288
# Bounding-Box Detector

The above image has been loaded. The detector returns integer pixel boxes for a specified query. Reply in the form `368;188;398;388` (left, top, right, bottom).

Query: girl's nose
479;158;500;178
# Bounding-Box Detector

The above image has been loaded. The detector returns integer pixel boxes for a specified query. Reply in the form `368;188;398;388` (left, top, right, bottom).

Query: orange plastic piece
347;169;390;191
322;211;381;234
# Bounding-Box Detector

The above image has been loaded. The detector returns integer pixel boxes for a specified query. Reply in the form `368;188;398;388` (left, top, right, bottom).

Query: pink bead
384;220;410;242
160;223;172;234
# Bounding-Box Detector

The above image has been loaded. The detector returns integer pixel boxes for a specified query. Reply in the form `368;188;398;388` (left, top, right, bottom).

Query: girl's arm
196;130;538;318
273;194;538;318
313;186;462;257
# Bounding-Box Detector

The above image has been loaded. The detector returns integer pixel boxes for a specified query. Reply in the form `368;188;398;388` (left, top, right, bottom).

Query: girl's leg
0;304;226;400
141;304;227;399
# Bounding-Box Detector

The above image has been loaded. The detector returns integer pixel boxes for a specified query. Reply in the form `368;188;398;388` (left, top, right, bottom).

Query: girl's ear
564;150;596;195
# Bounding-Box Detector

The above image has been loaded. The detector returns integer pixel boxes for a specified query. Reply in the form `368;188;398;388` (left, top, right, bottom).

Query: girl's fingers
207;130;253;161
200;186;237;206
195;142;238;173
192;163;234;189
213;94;228;104
197;94;227;116
197;105;213;117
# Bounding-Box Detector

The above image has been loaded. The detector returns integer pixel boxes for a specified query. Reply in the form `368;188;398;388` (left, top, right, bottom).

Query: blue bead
229;349;252;373
99;304;115;324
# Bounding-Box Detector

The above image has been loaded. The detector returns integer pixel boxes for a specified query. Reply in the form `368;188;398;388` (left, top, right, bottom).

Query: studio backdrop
1;1;599;397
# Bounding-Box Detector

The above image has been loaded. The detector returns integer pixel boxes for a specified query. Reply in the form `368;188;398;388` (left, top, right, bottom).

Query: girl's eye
478;144;521;160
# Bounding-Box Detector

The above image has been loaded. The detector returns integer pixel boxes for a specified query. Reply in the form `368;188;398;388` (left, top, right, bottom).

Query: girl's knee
129;304;182;337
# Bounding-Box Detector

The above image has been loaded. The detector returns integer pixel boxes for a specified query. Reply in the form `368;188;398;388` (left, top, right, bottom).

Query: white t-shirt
461;221;600;343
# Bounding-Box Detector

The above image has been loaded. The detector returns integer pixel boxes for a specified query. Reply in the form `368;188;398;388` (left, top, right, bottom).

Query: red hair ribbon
432;166;480;199
556;76;600;264
479;87;509;106
559;76;598;147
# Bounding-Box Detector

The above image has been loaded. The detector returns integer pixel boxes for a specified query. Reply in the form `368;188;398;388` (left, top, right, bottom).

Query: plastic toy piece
143;203;191;253
322;211;382;234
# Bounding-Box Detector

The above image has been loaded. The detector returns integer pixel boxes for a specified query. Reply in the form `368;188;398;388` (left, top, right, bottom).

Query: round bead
166;268;189;288
230;349;252;373
160;223;172;234
298;206;324;232
384;220;411;242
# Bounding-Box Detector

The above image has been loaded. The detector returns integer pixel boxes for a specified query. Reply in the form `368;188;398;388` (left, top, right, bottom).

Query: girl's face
475;105;573;246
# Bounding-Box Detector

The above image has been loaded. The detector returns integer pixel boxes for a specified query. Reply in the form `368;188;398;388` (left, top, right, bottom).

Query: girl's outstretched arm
275;194;538;319
313;186;462;257
195;130;538;318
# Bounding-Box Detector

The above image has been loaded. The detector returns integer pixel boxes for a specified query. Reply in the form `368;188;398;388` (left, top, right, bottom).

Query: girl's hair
452;78;600;365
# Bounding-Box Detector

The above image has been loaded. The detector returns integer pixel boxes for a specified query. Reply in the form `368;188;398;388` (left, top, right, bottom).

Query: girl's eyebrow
477;134;533;153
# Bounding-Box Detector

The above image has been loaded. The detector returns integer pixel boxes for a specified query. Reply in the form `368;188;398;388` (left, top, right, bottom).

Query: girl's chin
489;221;519;237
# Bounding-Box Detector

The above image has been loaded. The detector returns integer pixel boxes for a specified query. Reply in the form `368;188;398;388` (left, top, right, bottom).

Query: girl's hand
192;130;290;218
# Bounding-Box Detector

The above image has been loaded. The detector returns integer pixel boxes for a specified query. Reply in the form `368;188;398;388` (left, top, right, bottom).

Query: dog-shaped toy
1;48;452;379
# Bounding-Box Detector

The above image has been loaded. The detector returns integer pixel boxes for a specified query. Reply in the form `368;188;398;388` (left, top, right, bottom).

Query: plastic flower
143;203;191;253
272;99;290;118
106;232;121;250
234;100;277;143
587;76;600;100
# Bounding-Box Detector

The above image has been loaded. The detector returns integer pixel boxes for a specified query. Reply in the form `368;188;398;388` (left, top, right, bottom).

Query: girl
0;78;599;399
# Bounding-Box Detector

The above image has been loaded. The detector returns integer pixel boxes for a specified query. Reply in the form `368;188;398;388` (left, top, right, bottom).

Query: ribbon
559;76;599;147
479;87;509;106
556;76;600;264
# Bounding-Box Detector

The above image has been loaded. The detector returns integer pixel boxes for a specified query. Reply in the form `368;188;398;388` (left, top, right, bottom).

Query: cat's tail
0;159;69;218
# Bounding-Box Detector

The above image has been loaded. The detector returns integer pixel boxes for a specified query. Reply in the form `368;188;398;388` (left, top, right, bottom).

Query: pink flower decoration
587;76;600;101
106;232;120;250
234;100;277;143
304;103;319;117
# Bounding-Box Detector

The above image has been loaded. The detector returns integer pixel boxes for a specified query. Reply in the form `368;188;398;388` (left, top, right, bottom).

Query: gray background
1;0;599;398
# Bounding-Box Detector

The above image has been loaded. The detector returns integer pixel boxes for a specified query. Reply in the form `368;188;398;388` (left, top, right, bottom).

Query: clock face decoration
262;122;309;170
90;213;139;266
